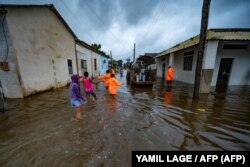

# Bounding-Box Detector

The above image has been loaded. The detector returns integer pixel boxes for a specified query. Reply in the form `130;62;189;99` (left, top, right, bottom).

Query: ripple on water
0;80;249;166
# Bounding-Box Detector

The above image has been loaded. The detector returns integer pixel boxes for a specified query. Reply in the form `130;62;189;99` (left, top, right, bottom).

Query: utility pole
110;51;112;67
193;0;211;99
133;43;135;62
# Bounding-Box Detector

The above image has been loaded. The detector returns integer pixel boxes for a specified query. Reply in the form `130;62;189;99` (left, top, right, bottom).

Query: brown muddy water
0;71;249;166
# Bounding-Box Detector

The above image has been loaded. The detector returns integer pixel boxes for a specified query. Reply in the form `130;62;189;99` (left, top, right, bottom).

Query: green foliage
91;43;101;50
91;43;106;55
117;60;123;66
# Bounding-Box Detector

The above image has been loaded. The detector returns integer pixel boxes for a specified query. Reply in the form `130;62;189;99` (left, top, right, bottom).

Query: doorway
216;58;233;91
162;63;165;80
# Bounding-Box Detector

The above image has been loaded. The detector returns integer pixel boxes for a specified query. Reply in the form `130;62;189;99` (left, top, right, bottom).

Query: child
120;68;123;77
97;70;111;90
108;73;123;97
82;71;97;100
69;74;87;120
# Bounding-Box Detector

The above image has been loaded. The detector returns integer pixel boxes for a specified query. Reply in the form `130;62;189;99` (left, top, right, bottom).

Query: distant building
155;29;250;93
75;40;109;77
0;4;77;98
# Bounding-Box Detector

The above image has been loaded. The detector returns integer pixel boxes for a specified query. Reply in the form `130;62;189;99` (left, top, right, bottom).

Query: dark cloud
211;0;250;12
209;0;250;28
77;0;117;31
1;0;249;61
77;0;160;30
119;0;159;25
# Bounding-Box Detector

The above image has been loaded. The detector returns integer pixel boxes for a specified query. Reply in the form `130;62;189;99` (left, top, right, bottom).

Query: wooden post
133;43;135;62
193;0;211;99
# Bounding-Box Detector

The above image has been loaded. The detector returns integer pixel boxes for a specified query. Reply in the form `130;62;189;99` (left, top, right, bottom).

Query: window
67;59;73;74
183;51;193;71
94;58;97;70
81;59;87;69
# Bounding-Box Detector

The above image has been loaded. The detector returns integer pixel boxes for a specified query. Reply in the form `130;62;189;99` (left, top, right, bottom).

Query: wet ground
0;70;250;166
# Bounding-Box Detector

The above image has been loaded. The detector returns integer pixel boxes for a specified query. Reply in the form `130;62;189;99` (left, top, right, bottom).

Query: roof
144;53;158;57
0;4;77;39
75;39;109;58
135;53;158;65
136;55;156;65
157;28;250;58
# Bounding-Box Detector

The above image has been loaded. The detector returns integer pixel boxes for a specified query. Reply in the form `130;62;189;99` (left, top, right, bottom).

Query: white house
155;29;250;93
75;40;109;77
0;4;78;98
99;55;109;75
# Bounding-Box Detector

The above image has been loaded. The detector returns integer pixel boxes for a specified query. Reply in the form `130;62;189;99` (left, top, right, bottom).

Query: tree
117;60;123;67
91;43;101;50
91;43;106;55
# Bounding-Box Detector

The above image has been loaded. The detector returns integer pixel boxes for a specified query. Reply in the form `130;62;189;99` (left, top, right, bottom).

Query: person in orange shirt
108;73;123;97
97;70;111;90
166;66;174;88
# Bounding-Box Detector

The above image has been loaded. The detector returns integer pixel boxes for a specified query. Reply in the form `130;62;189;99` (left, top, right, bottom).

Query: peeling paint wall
5;7;76;97
0;14;24;98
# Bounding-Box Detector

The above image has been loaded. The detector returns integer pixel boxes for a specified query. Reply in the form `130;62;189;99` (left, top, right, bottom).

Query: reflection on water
0;70;249;166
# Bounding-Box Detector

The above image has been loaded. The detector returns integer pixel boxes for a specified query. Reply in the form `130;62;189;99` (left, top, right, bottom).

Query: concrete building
155;29;250;93
0;5;77;98
75;40;109;77
99;55;109;75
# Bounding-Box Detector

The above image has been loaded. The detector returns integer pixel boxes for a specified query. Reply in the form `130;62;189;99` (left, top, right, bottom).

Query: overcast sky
1;0;250;61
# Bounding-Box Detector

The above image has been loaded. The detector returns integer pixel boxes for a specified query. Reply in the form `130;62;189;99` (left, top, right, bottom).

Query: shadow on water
0;71;250;166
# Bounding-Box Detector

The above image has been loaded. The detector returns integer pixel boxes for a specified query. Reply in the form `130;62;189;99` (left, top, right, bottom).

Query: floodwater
0;70;249;166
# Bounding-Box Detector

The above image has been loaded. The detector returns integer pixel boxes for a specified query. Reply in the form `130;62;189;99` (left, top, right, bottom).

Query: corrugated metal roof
157;28;250;57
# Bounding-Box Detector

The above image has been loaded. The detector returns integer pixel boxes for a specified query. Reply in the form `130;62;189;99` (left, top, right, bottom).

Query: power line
83;0;129;49
137;0;167;53
60;0;95;41
84;1;121;42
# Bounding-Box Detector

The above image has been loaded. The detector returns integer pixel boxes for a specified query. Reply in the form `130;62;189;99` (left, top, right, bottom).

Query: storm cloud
1;0;250;61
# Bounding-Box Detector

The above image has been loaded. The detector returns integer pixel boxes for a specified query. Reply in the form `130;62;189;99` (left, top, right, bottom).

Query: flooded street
0;70;250;167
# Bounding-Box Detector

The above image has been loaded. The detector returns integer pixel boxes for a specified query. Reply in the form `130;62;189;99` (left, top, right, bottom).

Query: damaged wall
0;13;24;98
1;6;77;98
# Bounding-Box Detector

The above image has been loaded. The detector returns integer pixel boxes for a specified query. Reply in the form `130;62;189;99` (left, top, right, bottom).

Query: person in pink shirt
82;71;97;100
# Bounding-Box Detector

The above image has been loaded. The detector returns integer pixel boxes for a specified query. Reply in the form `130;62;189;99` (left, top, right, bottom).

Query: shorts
166;80;172;84
86;90;96;96
71;98;84;107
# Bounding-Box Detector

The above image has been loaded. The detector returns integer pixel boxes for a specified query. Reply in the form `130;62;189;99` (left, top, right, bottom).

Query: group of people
69;69;123;120
69;66;173;120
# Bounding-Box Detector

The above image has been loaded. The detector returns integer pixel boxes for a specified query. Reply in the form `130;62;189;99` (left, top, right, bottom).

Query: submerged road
0;70;249;166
